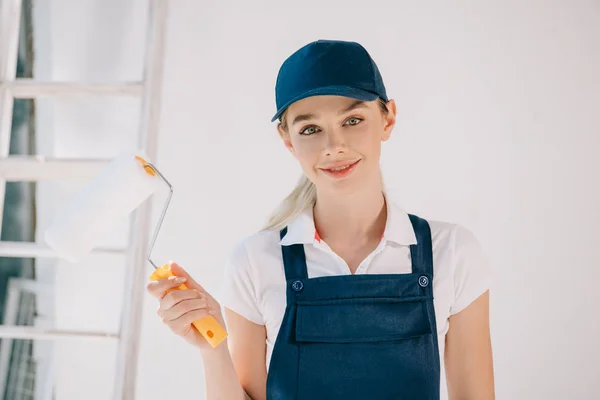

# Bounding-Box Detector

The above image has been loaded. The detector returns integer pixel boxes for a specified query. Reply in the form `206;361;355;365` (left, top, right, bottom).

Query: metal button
291;280;304;292
418;275;429;288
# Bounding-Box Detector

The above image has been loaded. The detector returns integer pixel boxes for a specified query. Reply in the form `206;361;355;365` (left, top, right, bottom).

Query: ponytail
262;174;316;231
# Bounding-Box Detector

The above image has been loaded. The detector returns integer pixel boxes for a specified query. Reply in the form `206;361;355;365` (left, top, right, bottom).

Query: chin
317;172;367;195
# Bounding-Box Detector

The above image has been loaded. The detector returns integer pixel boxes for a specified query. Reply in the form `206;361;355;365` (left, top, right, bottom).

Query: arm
222;308;268;400
445;290;495;399
201;308;268;400
201;342;253;400
200;239;268;399
212;240;268;399
197;309;267;400
147;262;266;400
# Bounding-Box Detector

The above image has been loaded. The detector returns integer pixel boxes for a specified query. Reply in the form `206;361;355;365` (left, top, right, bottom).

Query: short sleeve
217;241;264;325
449;225;493;316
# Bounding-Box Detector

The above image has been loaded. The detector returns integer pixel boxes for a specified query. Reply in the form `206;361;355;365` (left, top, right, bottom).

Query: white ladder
0;0;169;399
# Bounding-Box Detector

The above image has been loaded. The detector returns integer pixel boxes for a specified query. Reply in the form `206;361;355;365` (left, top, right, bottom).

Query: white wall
33;1;600;399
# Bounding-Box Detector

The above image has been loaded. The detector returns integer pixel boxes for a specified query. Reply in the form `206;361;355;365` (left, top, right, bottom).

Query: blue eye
299;117;362;135
345;117;363;126
299;126;319;135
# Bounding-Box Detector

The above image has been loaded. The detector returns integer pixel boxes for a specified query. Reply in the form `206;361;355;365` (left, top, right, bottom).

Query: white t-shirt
217;197;492;380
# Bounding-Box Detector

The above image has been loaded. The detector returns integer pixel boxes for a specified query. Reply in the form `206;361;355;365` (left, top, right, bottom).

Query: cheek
290;137;321;166
349;127;381;158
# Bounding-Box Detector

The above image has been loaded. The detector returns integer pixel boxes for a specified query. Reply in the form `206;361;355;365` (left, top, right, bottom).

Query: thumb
168;261;205;292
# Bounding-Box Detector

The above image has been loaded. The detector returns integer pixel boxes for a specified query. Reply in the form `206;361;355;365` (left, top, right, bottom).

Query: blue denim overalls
266;214;440;400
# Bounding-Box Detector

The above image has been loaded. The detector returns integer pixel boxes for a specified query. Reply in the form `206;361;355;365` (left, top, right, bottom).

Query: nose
323;128;346;156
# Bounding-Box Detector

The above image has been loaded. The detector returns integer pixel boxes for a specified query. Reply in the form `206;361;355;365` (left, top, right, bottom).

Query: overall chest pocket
294;296;432;344
292;297;439;399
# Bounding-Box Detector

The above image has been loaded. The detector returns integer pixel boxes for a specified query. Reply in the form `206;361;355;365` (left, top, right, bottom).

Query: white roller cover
44;150;163;263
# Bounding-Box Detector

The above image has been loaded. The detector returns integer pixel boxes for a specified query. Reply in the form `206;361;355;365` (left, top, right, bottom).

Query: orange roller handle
149;264;228;348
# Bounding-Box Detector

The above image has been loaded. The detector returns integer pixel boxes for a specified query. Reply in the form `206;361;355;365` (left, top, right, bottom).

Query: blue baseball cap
271;39;389;123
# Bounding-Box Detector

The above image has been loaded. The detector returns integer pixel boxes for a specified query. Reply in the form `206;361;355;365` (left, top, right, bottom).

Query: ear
278;123;296;155
381;99;397;142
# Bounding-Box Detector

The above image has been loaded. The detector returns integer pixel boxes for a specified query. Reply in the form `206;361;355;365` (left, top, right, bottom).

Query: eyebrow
290;100;367;126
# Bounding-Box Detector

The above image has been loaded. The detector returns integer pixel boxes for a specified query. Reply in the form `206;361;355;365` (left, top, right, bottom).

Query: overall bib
266;214;440;400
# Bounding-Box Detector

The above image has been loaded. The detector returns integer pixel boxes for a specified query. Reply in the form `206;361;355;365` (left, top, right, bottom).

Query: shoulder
224;228;285;274
421;216;489;277
423;217;492;315
401;210;482;257
425;219;484;256
219;229;285;324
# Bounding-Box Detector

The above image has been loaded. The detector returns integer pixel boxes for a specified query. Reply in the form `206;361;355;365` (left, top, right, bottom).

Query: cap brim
270;86;380;122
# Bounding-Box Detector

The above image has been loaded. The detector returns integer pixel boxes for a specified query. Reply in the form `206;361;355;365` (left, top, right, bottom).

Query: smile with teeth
323;160;359;170
329;164;351;171
321;160;360;176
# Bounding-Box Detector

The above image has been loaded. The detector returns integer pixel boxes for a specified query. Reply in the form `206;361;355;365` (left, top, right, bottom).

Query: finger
161;298;209;322
146;275;187;299
160;289;201;311
168;262;206;292
168;308;213;334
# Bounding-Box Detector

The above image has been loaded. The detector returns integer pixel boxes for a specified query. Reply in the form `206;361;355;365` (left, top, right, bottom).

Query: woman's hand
146;262;226;352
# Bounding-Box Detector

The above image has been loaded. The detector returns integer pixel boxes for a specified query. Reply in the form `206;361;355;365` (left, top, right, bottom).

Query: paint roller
43;150;228;348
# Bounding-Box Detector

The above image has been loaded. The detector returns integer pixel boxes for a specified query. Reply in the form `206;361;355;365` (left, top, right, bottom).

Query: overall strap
279;227;309;281
408;214;434;278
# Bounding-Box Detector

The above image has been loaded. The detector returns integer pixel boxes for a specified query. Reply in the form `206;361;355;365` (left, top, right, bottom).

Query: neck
313;184;387;245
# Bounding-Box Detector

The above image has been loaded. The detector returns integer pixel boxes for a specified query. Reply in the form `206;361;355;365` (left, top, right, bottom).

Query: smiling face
278;95;397;196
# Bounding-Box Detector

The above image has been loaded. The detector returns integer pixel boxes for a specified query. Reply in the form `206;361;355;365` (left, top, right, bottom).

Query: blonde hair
262;98;389;232
262;174;317;231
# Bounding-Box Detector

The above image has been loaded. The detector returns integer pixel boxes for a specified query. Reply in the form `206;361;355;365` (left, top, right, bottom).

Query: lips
320;160;360;171
319;159;361;178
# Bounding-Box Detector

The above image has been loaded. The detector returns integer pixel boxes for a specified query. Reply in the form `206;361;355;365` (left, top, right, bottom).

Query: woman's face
279;95;396;195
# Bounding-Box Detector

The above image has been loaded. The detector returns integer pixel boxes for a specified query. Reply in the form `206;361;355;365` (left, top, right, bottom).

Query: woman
147;39;495;399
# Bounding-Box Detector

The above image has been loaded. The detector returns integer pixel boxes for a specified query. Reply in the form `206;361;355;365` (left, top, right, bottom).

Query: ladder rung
0;241;126;259
0;156;110;181
2;79;143;98
0;326;119;341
